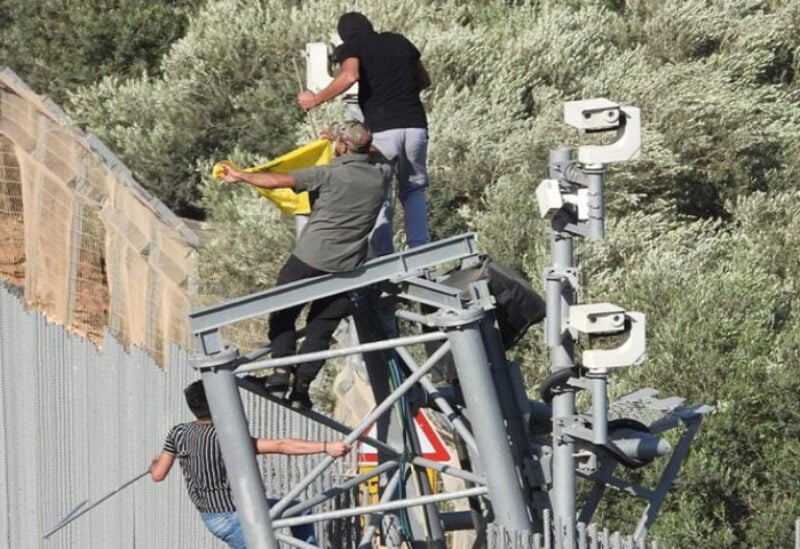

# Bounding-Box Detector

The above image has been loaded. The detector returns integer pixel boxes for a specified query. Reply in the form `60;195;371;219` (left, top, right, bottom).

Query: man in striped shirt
150;380;351;548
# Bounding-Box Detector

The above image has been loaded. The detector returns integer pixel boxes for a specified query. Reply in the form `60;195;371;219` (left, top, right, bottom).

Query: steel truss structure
188;101;711;548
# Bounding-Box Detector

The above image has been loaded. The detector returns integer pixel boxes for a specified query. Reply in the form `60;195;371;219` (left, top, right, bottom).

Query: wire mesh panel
0;134;24;290
0;68;197;367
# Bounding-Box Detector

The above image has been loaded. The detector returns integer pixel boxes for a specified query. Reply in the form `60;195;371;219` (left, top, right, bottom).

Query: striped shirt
163;422;237;513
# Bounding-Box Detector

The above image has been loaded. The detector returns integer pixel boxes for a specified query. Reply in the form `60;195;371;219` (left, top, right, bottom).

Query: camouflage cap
327;120;372;153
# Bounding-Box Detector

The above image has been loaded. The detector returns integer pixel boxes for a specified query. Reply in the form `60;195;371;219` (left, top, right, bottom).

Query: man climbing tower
217;120;388;408
298;12;432;256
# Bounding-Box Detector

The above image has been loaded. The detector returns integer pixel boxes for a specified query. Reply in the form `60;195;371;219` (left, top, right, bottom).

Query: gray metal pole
272;487;489;528
436;307;532;531
282;460;399;518
235;331;447;374
580;162;611;451
195;349;277;548
547;147;578;539
477;313;534;506
590;369;609;445
584;164;606;241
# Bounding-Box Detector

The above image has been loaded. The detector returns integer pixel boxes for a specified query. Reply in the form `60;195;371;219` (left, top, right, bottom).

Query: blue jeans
201;512;247;549
370;127;430;256
201;501;316;548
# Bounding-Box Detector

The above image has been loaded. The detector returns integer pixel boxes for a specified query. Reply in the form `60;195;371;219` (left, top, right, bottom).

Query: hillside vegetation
3;0;800;545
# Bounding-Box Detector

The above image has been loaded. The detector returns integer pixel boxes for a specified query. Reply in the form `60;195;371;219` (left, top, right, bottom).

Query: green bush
573;192;800;545
0;0;196;103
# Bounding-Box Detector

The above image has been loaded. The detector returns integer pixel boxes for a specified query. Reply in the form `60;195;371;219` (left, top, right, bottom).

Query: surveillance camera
564;98;622;131
535;179;564;218
569;303;627;335
562;98;642;164
305;42;358;95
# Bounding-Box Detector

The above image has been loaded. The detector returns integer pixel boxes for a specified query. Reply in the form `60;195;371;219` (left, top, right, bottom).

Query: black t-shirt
336;32;427;132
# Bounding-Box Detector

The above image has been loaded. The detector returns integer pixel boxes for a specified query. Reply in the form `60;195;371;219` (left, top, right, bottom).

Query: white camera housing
536;180;590;220
535;179;564;218
564;98;621;131
569;303;647;370
569;303;626;335
305;42;358;96
563;98;642;165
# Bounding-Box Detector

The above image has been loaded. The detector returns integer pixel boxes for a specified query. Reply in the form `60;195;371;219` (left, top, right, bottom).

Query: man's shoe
263;373;290;399
287;385;313;410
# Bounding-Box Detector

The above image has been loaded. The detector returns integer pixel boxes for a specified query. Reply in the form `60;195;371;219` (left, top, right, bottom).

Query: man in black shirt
298;12;432;257
150;381;351;549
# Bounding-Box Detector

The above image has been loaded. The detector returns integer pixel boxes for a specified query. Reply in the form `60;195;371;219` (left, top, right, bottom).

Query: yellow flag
212;139;334;215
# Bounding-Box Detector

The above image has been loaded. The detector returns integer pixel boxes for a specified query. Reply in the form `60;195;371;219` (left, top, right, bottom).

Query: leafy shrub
0;0;196;103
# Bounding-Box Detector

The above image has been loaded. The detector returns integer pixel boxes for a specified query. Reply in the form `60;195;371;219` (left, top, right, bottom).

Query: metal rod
439;309;532;531
358;468;404;548
282;461;399;518
42;471;149;539
590;369;609;445
410;456;484;485
584;164;606;240
199;356;277;548
633;417;703;542
578;461;616;525
548;147;578;540
272;486;489;528
394;346;478;451
578;472;656;500
395;308;430;325
234;331;447;374
269;341;452;517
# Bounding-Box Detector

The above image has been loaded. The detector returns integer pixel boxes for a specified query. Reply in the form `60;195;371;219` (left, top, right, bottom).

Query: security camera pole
536;99;642;541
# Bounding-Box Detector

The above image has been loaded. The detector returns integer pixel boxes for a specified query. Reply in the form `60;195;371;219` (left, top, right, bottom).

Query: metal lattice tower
188;99;711;548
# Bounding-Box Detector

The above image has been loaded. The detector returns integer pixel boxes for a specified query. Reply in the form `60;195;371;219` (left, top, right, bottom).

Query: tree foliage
0;0;197;104
577;192;800;546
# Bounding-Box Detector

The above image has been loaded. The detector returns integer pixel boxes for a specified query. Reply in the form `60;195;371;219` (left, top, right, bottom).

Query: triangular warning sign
358;411;451;464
